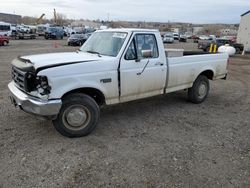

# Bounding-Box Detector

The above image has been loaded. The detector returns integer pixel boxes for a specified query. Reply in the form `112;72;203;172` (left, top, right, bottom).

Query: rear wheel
53;93;100;137
188;75;210;104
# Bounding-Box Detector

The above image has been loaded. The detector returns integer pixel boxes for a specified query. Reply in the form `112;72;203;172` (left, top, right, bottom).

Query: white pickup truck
8;29;229;137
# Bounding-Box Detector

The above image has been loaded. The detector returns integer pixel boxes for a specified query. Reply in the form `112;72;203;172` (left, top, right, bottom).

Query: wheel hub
66;108;87;127
198;83;207;98
63;105;91;130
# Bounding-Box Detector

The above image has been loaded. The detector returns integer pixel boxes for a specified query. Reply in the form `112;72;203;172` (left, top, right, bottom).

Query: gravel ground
0;39;250;188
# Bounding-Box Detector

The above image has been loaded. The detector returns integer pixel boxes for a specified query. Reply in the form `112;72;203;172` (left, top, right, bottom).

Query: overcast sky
1;0;249;23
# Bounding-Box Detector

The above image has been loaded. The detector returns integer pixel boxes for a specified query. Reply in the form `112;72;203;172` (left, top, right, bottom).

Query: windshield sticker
113;33;127;39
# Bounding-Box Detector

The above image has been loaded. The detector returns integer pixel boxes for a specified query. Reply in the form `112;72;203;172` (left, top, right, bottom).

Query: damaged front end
9;57;61;118
11;57;51;97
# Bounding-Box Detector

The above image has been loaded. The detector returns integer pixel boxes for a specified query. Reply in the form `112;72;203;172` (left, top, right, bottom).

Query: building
0;13;21;24
237;10;250;52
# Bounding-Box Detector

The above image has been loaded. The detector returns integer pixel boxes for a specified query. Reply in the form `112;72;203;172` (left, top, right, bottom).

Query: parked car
185;32;193;39
0;35;9;46
37;24;49;36
68;34;87;46
8;29;229;137
179;34;187;42
199;35;210;40
192;35;200;43
17;25;31;33
173;33;179;40
163;32;174;43
45;27;64;39
221;36;237;43
198;38;244;53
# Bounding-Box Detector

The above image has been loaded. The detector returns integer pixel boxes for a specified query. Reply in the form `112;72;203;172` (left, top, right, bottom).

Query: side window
125;39;137;60
124;34;159;61
135;34;159;59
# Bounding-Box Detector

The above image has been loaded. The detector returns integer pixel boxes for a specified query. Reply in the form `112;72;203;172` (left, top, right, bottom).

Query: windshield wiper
86;50;102;57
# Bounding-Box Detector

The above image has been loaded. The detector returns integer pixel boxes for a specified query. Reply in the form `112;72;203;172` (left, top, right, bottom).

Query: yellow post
209;44;213;53
213;44;217;53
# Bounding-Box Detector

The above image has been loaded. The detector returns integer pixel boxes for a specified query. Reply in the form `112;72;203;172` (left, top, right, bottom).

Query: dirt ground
0;39;250;188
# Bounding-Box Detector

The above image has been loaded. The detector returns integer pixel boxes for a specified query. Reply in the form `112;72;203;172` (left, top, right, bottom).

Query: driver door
119;33;166;102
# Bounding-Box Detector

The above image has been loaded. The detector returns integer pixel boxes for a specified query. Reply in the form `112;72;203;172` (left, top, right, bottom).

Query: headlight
36;76;51;95
26;73;51;95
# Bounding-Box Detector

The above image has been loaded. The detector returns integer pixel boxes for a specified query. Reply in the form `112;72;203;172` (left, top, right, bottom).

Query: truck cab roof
96;28;159;33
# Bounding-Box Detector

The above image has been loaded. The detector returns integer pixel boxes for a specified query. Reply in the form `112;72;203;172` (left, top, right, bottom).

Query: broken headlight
26;73;51;95
35;76;51;95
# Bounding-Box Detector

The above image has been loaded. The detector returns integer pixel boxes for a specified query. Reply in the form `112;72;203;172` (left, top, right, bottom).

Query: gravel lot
0;39;250;188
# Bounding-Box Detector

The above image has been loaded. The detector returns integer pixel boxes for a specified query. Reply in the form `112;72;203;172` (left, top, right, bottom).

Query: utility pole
107;12;110;22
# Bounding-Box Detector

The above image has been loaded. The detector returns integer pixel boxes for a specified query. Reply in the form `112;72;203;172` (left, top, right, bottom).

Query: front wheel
205;47;210;52
235;47;241;54
188;75;210;104
53;93;100;137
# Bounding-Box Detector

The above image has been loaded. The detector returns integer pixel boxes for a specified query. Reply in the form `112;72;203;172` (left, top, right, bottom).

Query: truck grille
11;67;27;91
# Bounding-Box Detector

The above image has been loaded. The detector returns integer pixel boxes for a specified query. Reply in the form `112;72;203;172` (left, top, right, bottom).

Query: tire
3;41;7;46
53;93;100;137
188;75;210;104
235;48;241;54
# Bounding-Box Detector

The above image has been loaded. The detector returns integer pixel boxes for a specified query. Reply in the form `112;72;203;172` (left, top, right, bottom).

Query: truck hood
21;51;111;70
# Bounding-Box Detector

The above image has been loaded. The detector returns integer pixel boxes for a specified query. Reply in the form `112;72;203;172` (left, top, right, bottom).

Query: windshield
0;25;10;31
80;32;127;57
165;33;173;37
48;27;56;32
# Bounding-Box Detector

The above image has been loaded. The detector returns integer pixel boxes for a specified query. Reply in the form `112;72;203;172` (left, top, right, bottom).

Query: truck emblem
100;78;112;83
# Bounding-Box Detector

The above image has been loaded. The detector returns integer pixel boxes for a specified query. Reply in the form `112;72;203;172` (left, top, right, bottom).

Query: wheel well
200;70;214;80
62;88;105;106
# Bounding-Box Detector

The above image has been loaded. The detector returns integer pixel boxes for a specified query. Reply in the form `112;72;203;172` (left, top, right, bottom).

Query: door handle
155;62;164;66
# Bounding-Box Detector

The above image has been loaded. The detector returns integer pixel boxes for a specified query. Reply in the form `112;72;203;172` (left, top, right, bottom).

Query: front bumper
8;81;62;117
163;39;173;43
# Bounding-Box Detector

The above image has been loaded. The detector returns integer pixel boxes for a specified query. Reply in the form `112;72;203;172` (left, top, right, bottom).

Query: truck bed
165;48;212;58
165;52;228;93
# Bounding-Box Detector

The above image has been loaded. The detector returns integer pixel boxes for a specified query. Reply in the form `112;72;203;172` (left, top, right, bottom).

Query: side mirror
141;50;153;58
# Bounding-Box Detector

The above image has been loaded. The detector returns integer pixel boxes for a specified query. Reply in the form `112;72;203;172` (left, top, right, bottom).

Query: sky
1;0;249;24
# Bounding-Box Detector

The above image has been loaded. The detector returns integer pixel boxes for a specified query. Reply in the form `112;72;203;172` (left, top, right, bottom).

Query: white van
0;22;11;36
